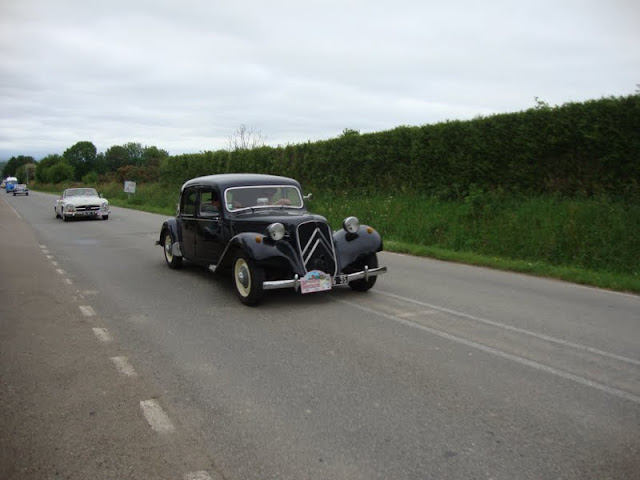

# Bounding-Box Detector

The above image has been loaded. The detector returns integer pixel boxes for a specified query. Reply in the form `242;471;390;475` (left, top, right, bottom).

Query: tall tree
124;142;144;166
104;145;129;172
2;155;35;177
64;141;97;180
143;145;169;167
16;163;36;183
34;154;75;183
227;124;266;151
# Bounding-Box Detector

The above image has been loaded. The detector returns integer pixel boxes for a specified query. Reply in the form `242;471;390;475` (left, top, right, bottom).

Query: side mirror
304;193;313;200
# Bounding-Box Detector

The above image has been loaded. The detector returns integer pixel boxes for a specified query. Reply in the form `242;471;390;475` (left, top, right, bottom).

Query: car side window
199;189;220;216
181;188;197;216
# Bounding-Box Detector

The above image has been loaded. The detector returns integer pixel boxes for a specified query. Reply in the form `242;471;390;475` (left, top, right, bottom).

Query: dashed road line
184;472;213;480
79;305;96;317
110;356;138;377
56;268;65;275
92;327;112;342
140;399;175;433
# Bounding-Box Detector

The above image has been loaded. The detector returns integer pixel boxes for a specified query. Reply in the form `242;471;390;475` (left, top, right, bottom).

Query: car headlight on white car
101;201;109;210
65;204;75;212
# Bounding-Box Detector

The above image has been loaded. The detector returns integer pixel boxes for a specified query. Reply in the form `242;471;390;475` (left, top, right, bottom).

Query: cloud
1;0;638;160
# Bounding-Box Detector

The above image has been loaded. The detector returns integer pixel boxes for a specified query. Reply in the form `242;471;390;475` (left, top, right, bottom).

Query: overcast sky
1;0;638;161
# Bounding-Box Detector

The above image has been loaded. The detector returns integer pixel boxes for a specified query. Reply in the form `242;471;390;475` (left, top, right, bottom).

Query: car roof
181;173;301;192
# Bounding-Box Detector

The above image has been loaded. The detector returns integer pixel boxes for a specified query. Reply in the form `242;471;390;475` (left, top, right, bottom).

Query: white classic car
55;187;110;221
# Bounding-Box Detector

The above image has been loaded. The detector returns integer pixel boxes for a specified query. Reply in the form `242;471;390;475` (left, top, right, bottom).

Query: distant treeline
161;94;640;199
6;94;639;200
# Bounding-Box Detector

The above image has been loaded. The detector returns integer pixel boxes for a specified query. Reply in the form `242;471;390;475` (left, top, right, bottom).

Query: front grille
76;205;100;212
296;221;337;275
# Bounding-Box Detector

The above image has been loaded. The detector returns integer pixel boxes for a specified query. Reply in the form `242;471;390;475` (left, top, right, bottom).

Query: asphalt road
2;190;639;480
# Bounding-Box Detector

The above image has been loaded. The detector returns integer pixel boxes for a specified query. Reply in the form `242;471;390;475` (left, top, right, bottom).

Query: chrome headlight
267;222;285;241
65;204;75;212
343;216;360;234
101;201;109;209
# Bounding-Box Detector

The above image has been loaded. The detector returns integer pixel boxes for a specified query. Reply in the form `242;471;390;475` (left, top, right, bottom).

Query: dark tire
63;215;69;222
232;253;265;306
348;253;378;292
163;231;182;269
102;215;109;220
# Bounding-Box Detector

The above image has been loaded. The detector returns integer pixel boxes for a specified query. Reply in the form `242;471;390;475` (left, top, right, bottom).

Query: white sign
124;181;136;193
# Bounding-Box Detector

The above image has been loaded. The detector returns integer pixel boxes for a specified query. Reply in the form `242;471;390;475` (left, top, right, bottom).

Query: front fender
217;233;306;274
333;225;383;272
157;218;182;256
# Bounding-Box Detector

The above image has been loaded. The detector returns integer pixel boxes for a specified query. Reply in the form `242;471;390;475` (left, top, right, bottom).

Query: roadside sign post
124;180;136;200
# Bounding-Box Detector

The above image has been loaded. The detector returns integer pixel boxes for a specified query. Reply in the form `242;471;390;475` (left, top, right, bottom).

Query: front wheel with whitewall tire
163;231;183;269
232;253;265;306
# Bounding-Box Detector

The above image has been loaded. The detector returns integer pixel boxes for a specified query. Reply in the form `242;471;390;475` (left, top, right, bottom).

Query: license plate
300;271;332;294
332;274;348;285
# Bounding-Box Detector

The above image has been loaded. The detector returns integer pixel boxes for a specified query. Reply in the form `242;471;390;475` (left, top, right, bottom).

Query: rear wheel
348;253;378;292
232;253;265;306
163;231;182;269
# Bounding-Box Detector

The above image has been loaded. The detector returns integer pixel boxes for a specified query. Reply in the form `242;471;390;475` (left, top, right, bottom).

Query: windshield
65;188;99;197
225;185;303;212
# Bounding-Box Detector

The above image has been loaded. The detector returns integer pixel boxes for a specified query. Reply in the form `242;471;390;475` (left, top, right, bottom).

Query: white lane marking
6;202;21;219
378;290;640;367
65;278;73;285
79;305;96;317
110;356;138;377
92;328;112;342
184;472;213;480
56;268;65;275
51;261;58;267
396;309;438;318
39;244;47;249
336;298;640;406
46;255;53;260
140;399;175;433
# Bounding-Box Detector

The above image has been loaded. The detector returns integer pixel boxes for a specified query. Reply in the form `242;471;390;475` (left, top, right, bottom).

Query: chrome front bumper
263;266;388;291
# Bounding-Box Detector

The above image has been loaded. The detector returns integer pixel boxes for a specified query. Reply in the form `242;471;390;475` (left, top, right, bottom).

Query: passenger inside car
200;190;220;215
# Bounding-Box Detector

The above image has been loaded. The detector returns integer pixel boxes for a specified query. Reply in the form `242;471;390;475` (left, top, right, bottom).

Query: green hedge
158;95;640;199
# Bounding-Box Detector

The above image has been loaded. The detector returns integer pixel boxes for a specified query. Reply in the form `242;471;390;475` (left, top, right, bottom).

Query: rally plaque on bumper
300;271;333;294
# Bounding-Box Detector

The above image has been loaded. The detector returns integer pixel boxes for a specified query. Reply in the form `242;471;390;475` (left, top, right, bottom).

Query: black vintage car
156;174;387;305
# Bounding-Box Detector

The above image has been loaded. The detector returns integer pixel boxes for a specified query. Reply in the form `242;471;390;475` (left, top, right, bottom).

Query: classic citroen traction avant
156;173;387;305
